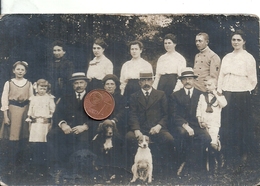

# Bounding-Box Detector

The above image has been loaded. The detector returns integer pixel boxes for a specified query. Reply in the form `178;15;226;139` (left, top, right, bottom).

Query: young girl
26;79;55;142
25;79;55;174
0;61;33;172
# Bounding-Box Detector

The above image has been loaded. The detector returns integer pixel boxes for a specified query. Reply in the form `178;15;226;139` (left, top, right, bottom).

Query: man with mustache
169;67;211;175
47;72;93;183
126;71;174;177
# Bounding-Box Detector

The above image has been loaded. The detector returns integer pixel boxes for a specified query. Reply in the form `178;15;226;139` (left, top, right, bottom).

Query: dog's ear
97;123;103;133
113;122;118;134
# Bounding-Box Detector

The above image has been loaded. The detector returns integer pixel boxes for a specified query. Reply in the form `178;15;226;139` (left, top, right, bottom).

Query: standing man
170;67;211;175
47;72;93;183
194;32;221;92
126;71;174;176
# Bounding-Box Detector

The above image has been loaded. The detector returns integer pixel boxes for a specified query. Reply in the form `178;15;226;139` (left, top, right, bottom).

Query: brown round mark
83;89;115;120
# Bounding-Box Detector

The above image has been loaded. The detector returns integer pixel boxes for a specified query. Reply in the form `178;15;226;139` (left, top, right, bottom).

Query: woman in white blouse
217;30;257;164
86;38;113;90
120;40;153;104
153;34;186;97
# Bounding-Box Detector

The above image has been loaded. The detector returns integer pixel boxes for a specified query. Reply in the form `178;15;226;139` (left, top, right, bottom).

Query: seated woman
91;74;126;174
101;74;126;136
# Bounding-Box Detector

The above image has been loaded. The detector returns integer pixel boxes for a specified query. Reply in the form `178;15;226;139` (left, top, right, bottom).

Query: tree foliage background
0;14;259;90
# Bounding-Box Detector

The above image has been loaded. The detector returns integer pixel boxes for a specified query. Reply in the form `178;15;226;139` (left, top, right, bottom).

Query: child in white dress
26;79;55;142
25;79;55;174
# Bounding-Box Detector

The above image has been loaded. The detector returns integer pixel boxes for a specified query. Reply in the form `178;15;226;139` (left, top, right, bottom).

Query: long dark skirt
123;79;140;105
220;91;253;158
157;74;178;97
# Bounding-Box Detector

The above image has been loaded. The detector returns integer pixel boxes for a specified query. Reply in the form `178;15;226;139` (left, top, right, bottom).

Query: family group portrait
0;14;259;185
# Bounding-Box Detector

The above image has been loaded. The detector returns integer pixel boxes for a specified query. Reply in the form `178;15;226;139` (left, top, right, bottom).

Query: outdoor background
0;14;259;85
0;14;259;185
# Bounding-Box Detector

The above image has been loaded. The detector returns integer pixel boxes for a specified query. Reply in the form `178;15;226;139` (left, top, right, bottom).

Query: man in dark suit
47;72;93;182
170;67;211;175
126;71;174;176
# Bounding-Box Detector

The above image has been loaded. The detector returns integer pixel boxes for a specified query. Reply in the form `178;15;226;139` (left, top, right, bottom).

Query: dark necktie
145;91;149;102
204;93;217;113
187;90;191;98
77;93;81;102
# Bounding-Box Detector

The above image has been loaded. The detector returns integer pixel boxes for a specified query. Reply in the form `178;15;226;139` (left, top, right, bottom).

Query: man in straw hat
126;70;175;177
47;72;94;183
169;67;211;175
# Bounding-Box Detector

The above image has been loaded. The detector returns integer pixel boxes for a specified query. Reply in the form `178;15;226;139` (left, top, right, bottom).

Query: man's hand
182;123;194;136
72;124;89;135
149;124;162;135
61;123;72;134
134;130;143;140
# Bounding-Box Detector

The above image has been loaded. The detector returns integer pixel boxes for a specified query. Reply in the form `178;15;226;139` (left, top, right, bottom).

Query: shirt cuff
58;120;67;128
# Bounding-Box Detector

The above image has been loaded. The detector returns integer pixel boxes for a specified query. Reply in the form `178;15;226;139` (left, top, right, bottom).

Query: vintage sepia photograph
0;14;259;185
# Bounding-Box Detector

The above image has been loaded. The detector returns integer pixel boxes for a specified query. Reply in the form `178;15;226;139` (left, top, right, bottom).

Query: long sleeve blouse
120;58;153;95
153;51;186;90
87;55;113;80
217;50;257;93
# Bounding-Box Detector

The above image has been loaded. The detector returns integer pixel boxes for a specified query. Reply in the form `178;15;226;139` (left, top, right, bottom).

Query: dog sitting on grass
131;135;153;183
92;119;124;164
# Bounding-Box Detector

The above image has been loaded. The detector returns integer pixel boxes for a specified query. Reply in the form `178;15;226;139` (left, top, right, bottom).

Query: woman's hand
3;116;10;125
3;111;10;125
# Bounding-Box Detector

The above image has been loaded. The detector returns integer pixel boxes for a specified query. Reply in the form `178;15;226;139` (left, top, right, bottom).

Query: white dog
131;135;153;183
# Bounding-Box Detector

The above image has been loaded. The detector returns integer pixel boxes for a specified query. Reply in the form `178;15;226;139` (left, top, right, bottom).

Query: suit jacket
170;88;202;127
129;88;168;132
53;91;92;129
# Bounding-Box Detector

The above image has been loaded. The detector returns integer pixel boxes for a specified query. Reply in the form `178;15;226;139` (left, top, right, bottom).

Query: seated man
125;71;175;176
169;67;211;175
47;72;94;183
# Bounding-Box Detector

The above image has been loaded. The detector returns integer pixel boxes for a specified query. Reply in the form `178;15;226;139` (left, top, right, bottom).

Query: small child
26;79;55;142
25;79;55;174
196;76;227;151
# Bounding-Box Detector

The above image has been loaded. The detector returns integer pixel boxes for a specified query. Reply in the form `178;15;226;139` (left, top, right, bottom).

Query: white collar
183;87;194;97
141;88;152;96
75;90;86;100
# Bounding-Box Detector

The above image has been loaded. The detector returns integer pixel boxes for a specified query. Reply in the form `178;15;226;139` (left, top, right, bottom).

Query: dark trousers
47;127;90;170
175;126;211;170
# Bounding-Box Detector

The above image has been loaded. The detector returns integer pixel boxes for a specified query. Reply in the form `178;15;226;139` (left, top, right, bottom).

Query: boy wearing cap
169;67;211;175
126;71;174;176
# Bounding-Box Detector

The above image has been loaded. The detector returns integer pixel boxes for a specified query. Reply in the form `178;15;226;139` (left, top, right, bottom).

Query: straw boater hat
69;72;90;81
139;71;154;79
178;67;198;79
